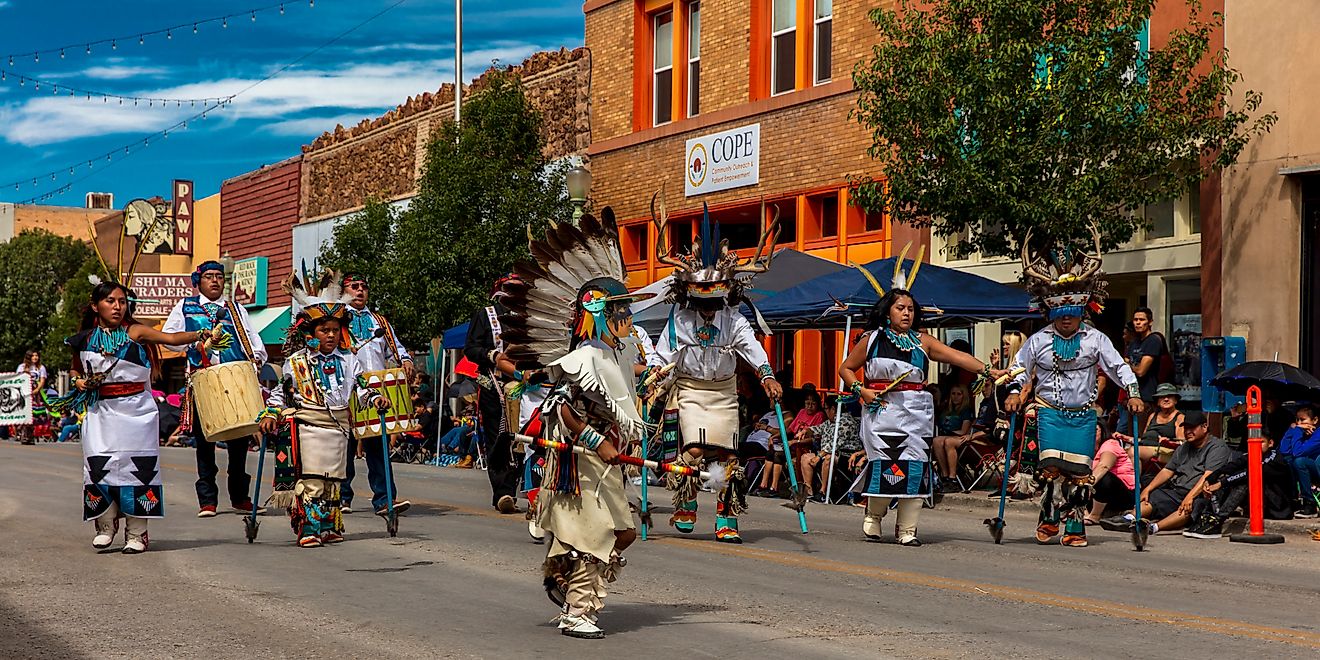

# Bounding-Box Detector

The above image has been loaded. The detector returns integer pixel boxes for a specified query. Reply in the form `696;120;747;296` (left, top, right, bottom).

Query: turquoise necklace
1051;331;1082;362
90;325;130;356
884;327;927;370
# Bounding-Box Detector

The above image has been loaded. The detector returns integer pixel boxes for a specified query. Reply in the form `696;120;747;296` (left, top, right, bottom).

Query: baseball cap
1181;411;1207;428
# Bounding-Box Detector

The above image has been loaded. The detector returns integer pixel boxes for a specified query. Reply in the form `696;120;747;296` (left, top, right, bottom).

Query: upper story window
771;0;797;96
654;10;675;126
814;0;832;84
688;2;701;116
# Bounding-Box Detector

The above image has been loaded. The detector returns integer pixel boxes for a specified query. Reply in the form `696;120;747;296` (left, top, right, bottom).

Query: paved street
4;441;1319;659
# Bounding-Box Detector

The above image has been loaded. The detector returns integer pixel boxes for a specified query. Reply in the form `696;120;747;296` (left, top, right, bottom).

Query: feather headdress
499;210;652;369
851;241;925;298
282;267;354;351
1019;226;1108;319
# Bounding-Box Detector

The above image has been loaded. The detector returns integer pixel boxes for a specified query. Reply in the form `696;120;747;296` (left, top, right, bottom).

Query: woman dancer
837;251;1000;546
60;282;212;553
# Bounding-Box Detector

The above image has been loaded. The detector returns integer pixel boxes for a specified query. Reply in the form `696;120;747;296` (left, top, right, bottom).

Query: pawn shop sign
172;179;194;256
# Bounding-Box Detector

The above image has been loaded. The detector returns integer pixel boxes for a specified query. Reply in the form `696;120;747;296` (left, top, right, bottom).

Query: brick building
289;48;593;270
0;202;108;242
585;0;914;386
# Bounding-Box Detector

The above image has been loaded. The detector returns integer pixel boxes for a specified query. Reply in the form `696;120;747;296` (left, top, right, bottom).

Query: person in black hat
1099;410;1234;534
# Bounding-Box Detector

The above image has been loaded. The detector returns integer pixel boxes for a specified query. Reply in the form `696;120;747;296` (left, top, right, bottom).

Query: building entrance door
1300;176;1320;374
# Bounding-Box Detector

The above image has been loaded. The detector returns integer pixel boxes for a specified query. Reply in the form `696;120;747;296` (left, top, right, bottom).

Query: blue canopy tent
754;255;1035;330
442;321;470;348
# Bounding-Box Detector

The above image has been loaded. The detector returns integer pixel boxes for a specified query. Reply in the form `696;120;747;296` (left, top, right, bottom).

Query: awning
247;305;292;345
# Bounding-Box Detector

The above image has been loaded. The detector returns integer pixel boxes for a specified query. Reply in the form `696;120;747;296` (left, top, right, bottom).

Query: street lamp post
566;166;591;224
219;252;235;299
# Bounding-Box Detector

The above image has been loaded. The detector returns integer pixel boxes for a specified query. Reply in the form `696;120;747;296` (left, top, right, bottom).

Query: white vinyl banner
684;123;760;197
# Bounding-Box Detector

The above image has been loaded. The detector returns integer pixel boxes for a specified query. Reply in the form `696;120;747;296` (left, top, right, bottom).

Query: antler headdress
1019;226;1107;319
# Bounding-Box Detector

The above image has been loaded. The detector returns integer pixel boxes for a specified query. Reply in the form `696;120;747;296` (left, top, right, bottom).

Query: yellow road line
21;444;1320;648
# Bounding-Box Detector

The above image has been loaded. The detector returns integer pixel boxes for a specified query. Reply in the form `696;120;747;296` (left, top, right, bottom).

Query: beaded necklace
883;327;927;371
90;324;131;356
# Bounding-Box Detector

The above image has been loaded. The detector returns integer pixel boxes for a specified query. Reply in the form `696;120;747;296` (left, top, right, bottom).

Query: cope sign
685;123;761;197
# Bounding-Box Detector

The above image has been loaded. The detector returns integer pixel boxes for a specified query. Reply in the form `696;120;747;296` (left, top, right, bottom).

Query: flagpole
454;0;462;128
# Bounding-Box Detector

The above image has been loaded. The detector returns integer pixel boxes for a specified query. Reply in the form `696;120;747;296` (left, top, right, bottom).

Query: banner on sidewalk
0;372;33;426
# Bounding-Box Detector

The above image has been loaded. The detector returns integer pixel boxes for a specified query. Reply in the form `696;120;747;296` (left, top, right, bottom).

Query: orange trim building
585;0;920;388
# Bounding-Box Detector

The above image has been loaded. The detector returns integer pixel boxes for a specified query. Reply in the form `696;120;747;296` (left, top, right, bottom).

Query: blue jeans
441;425;477;455
343;433;398;512
1288;455;1320;501
58;424;79;442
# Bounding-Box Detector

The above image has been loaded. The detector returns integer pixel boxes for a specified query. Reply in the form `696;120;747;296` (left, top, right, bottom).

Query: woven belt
98;382;146;399
866;380;925;392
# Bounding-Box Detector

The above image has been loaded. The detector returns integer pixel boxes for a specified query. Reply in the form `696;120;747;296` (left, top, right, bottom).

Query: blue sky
0;0;584;206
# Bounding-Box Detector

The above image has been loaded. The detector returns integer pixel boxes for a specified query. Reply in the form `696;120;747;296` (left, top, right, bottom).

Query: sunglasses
199;273;226;282
347;282;369;291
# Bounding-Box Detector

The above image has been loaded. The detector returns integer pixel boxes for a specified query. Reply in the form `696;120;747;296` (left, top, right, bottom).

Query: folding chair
956;436;1004;493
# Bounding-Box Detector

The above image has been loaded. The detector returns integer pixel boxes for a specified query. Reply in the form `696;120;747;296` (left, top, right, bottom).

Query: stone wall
299;47;592;223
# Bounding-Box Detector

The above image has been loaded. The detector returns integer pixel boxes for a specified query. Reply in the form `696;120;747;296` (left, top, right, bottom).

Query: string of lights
3;1;318;67
5;0;408;204
0;68;237;106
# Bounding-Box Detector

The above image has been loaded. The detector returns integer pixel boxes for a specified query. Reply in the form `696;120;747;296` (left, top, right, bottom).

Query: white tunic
655;306;771;381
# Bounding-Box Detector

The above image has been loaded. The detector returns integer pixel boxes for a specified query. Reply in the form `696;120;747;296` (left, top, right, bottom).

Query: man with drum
162;260;266;517
341;273;413;516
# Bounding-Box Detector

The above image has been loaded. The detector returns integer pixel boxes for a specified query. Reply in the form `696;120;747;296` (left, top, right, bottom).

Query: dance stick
983;412;1018;544
378;411;399;537
1131;414;1148;551
513;434;715;481
773;403;811;534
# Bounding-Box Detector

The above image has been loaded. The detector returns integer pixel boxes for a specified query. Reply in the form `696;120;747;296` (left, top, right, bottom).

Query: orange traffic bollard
1230;385;1284;544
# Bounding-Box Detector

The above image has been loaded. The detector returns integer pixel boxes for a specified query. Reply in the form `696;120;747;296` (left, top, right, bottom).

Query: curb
939;491;1320;537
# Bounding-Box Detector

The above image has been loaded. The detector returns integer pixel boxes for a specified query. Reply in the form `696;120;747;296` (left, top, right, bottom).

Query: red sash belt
866;380;926;392
99;382;146;398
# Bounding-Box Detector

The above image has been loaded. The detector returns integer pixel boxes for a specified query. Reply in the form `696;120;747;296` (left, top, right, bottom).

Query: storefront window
1166;278;1202;401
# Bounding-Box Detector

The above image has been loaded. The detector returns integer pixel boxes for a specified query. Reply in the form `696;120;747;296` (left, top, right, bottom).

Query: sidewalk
938;490;1320;538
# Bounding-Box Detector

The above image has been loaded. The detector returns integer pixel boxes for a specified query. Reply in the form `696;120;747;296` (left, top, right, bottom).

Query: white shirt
346;305;412;373
655;306;771;381
632;326;664;368
161;293;268;366
1010;324;1137;409
267;348;372;410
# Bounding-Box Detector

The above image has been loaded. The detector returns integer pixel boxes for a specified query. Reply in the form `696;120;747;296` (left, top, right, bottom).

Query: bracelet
512;369;524;382
255;406;281;424
1126;383;1141;399
577;426;604;451
756;364;774;382
849;381;863;396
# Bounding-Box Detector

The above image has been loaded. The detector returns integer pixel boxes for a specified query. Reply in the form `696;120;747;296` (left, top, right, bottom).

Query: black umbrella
1210;361;1320;401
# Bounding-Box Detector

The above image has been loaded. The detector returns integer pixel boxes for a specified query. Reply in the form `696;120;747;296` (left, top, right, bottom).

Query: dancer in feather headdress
257;271;389;548
837;246;999;546
498;210;653;639
1003;229;1142;548
650;194;784;543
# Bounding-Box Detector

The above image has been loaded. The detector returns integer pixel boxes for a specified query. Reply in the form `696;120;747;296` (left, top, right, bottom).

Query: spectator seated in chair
752;411;789;497
1099;411;1233;534
785;393;827;500
1184;434;1294;539
932;384;975;491
440;396;480;468
797;396;863;503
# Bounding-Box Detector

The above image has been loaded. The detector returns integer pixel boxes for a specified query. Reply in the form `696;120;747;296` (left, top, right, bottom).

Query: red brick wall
220;157;302;306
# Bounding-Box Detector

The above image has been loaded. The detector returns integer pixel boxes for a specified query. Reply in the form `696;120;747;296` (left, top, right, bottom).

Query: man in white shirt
161;260;267;518
340;273;412;516
652;203;783;543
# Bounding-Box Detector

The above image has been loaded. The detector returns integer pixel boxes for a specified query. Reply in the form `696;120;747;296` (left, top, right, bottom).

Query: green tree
317;197;399;311
353;69;571;347
851;0;1275;256
0;230;94;367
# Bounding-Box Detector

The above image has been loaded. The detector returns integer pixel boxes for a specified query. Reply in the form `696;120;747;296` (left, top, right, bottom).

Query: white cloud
0;43;551;147
79;65;173;80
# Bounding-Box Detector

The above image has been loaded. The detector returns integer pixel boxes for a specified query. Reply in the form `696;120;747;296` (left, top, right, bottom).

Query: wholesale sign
684;123;760;197
128;274;194;318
